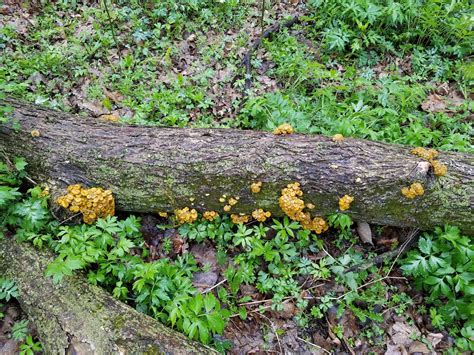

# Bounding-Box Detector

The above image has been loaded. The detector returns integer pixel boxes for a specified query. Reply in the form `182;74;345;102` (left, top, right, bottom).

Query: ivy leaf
198;320;210;344
190;293;203;315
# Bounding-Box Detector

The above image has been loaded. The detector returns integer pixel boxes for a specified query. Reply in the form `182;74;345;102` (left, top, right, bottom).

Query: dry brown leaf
104;89;124;104
357;221;373;245
421;93;447;113
390;321;421;347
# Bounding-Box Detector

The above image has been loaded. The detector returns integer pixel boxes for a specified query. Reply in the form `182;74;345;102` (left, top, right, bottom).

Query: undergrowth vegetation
1;0;472;151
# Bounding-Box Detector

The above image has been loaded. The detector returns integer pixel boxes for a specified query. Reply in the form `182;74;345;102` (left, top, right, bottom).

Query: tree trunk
1;99;473;233
0;236;217;354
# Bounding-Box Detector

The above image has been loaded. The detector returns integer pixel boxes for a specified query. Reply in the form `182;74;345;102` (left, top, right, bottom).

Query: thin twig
201;278;227;294
231;298;292;318
103;0;121;59
259;313;283;354
320;229;419;302
296;336;331;354
346;228;419;273
58;213;82;226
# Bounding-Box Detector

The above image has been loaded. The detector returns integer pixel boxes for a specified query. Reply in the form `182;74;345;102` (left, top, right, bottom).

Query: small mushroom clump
411;147;438;160
56;184;115;224
40;186;49;197
31;129;40;137
174;207;198;224
332;134;344;142
203;211;219;221
411;147;447;176
279;182;305;221
300;215;328;234
250;181;262;193
231;214;250;224
431;160;447;177
252;209;271;222
279;182;328;234
401;182;425;199
273;123;294;135
338;195;354;211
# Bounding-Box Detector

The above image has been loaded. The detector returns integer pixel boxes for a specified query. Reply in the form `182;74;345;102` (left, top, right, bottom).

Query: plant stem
103;0;121;59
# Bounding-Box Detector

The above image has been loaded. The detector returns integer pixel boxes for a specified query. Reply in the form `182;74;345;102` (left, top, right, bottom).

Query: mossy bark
0;237;217;354
1;99;473;234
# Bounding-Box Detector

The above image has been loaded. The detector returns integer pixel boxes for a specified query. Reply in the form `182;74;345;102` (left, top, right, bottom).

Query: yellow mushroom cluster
300;215;328;234
99;114;120;122
273;123;294;135
401;182;425;199
158;211;168;218
278;182;328;234
56;184;115;224
252;209;271;222
332;134;344;142
250;181;262;193
203;211;219;221
411;147;447;177
231;214;250;224
31;130;40;137
279;182;305;220
411;147;438;160
431;160;447;177
40;186;49;197
339;195;354;211
223;196;239;212
174;207;198;224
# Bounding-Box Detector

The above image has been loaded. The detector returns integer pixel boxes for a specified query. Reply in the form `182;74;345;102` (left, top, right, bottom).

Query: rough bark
0;236;217;355
0;99;473;233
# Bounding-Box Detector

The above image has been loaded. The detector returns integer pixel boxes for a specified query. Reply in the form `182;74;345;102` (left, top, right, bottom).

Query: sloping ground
0;1;473;354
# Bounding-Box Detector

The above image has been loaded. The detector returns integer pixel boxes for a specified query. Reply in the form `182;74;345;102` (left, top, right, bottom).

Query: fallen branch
0;236;217;354
1;99;473;233
240;15;301;91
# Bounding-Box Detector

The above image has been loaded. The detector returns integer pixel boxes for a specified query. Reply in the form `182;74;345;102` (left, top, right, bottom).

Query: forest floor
0;1;473;354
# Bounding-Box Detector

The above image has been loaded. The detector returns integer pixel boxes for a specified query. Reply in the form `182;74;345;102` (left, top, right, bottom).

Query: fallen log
0;236;217;354
0;99;473;233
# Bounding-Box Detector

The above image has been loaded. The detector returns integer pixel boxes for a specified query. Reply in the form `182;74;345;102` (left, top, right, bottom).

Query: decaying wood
0;99;473;233
0;236;217;355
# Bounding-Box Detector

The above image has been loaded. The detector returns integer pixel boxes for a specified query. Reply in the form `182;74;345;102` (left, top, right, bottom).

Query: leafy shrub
1;158;51;238
307;0;473;56
40;215;229;344
401;225;474;351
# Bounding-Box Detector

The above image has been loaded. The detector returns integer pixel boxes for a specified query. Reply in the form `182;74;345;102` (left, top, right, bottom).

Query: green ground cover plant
401;225;474;352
